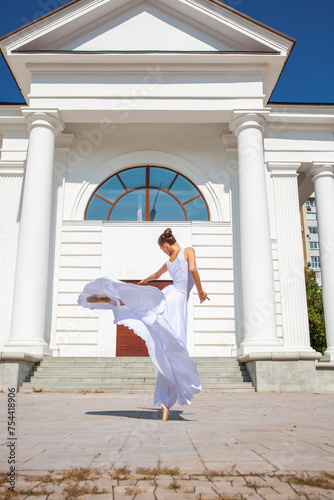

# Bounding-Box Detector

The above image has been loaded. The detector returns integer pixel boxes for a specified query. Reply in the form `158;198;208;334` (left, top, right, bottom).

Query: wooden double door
116;280;172;356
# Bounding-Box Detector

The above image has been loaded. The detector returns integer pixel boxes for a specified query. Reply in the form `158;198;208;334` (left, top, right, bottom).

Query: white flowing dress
77;248;202;408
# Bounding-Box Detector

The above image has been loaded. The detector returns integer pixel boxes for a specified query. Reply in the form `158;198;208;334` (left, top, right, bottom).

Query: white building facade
0;0;334;390
306;194;322;285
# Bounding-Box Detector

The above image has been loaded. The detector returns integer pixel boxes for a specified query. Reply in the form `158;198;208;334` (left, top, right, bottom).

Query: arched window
85;166;210;221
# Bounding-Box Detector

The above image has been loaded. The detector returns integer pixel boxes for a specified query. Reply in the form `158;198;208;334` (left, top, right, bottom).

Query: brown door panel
116;280;172;357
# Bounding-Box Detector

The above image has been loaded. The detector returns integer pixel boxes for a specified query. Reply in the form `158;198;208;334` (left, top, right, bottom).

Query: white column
230;112;282;355
268;163;315;351
222;134;243;352
310;163;334;361
4;110;63;355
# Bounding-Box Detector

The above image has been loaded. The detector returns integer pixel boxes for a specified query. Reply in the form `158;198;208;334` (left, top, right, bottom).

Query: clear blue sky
0;0;333;103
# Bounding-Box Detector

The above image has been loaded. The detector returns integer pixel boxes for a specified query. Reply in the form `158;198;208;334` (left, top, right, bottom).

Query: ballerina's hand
198;291;210;304
138;279;148;286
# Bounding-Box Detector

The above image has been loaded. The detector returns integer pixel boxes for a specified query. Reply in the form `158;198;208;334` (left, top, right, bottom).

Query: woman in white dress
78;228;209;421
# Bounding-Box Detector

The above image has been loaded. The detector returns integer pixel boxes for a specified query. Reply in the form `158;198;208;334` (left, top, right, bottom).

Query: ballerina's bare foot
87;294;111;303
160;404;169;421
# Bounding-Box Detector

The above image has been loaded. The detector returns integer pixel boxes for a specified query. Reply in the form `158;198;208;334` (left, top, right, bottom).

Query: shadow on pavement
85;409;196;421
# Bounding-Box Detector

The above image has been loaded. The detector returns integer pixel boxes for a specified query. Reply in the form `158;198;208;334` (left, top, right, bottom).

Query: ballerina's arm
138;263;168;285
185;247;210;304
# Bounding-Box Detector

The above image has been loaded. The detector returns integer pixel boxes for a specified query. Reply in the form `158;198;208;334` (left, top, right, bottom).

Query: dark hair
158;228;176;246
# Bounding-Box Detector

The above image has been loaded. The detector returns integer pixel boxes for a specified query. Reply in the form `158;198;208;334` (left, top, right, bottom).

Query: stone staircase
19;357;255;393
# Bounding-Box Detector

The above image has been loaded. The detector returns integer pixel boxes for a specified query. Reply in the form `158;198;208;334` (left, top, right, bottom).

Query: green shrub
305;267;327;354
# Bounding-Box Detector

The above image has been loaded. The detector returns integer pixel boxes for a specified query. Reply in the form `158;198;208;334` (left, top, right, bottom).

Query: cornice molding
0;160;25;175
267;162;301;177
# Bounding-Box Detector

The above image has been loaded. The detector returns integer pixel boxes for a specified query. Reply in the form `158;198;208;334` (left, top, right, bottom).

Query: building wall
62;122;230;221
0;120;309;356
0;127;28;349
46;122;284;357
51;123;236;356
53;221;237;357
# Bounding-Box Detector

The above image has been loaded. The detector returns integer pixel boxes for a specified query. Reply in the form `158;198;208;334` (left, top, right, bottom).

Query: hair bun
158;228;176;246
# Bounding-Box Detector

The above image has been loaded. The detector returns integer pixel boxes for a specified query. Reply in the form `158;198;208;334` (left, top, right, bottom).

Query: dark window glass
119;167;146;189
184;196;209;221
96;175;124;203
149;167;177;190
85;166;209;221
149;189;185;221
86;195;112;220
109;189;146;221
169;175;198;203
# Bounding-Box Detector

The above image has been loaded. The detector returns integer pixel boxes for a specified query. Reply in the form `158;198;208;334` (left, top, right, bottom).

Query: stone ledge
0;351;43;363
318;354;334;362
238;351;322;363
316;362;334;369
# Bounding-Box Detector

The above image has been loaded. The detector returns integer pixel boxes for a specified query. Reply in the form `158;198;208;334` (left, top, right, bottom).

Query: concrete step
20;386;255;393
30;374;250;382
43;356;238;364
35;363;247;374
39;361;243;369
40;358;242;366
21;378;254;387
21;356;255;393
25;376;251;385
30;366;250;377
20;382;254;392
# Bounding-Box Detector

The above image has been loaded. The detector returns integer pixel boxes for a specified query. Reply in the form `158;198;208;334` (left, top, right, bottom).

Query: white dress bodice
166;248;194;294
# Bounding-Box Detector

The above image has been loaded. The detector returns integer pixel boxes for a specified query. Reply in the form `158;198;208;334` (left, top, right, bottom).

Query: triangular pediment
59;4;233;52
0;0;294;103
1;0;293;55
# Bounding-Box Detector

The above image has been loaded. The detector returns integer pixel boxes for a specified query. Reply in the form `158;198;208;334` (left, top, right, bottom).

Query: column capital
267;162;301;178
21;109;64;135
230;109;271;136
309;163;334;182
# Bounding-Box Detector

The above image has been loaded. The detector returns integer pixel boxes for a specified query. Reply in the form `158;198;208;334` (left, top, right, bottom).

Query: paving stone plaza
1;392;334;499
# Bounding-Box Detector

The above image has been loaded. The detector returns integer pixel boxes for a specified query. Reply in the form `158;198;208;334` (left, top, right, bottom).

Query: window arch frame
84;165;210;222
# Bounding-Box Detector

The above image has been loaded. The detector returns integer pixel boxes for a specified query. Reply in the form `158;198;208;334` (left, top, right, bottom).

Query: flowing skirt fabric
77;277;202;408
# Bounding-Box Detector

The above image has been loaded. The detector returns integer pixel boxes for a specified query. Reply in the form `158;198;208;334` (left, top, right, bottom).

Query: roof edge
0;0;81;44
11;49;280;55
0;102;26;106
209;0;296;43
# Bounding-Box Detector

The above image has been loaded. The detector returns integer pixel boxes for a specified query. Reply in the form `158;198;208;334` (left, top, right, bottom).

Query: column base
237;339;322;357
237;340;282;357
3;339;52;356
238;351;322;363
